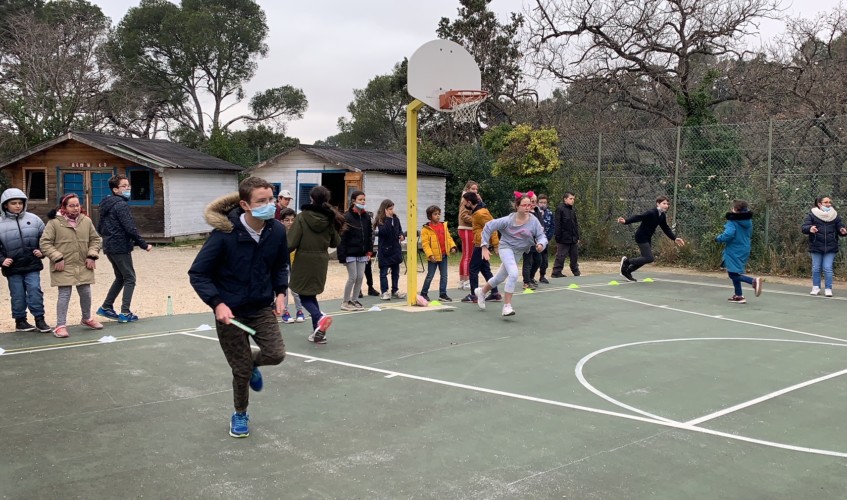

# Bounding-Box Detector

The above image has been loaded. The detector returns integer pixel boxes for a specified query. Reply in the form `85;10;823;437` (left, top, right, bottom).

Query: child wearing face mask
96;174;153;323
802;196;847;297
40;194;103;338
189;176;290;439
337;190;373;311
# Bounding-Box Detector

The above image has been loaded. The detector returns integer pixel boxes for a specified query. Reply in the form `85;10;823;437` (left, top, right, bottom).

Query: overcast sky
91;0;834;144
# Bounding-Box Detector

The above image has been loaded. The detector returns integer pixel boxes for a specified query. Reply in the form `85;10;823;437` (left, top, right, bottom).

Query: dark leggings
298;294;323;330
627;242;654;273
728;271;754;296
522;247;541;282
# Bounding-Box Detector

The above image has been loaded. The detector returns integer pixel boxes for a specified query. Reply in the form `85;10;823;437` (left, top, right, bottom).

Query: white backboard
408;39;482;111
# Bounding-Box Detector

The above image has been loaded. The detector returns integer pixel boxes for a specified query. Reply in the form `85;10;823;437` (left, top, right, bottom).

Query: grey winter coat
0;188;45;277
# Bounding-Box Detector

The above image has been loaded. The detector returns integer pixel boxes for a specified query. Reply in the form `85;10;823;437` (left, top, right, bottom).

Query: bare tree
525;0;783;126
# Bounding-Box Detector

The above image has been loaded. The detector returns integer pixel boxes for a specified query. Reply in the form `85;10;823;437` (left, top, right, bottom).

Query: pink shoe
53;325;69;338
81;318;104;330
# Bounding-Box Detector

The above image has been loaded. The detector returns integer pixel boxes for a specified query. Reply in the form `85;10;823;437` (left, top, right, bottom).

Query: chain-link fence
551;115;847;277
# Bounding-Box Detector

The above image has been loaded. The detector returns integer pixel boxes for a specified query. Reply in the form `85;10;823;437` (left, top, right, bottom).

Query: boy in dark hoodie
188;177;289;438
716;199;763;304
0;188;51;332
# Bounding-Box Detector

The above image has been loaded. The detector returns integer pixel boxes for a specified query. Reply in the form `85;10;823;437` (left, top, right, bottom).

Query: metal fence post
595;133;602;211
672;126;681;226
764;119;773;248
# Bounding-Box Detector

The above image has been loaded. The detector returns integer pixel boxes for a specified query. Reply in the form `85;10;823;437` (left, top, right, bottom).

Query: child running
716;199;763;303
475;192;548;317
617;195;685;281
373;199;406;300
40;194;103;338
188;177;289;438
278;208;305;323
420;205;457;302
287;185;345;344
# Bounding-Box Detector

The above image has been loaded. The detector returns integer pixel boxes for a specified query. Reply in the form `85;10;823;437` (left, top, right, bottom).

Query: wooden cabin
0;131;243;241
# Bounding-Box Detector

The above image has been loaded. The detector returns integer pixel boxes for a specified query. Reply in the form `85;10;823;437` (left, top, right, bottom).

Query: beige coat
40;213;102;287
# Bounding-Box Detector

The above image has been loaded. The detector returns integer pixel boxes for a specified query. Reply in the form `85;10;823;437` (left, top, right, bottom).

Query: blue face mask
355;203;365;210
822;206;832;212
250;202;276;220
121;191;131;199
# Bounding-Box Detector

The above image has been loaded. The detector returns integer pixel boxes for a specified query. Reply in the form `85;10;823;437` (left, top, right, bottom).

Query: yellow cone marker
522;288;535;294
643;278;654;282
568;283;580;289
428;300;442;307
608;280;620;285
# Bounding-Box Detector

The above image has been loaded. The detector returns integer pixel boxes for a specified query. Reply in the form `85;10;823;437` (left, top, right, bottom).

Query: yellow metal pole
406;99;424;305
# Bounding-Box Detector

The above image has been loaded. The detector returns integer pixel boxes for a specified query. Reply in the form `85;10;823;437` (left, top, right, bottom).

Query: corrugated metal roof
0;131;244;172
255;145;449;177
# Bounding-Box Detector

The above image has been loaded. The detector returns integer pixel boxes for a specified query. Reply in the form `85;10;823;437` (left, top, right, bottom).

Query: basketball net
439;90;488;124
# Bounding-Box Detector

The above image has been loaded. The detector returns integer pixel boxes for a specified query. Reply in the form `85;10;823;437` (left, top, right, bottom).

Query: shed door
59;170;113;222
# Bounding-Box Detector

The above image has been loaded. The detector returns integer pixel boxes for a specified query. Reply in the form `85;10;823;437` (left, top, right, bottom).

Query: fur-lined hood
204;192;242;232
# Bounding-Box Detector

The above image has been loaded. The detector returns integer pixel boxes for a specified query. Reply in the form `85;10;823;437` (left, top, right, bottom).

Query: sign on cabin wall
68;162;109;168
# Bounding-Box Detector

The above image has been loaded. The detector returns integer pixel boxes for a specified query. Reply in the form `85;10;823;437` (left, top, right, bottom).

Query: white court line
686;366;847;426
1;330;190;356
655;277;847;301
570;287;847;345
182;332;847;458
576;337;847;427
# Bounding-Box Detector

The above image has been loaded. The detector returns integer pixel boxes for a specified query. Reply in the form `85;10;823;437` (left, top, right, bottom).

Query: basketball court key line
182;332;847;458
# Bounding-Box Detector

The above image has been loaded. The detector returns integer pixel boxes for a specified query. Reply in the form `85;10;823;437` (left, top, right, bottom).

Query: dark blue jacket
376;215;404;266
802;210;845;254
624;207;677;244
189;195;289;316
97;194;148;254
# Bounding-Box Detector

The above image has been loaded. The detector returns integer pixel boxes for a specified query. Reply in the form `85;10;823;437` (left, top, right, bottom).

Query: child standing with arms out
373;199;406;300
617;195;685;282
287;185;345;344
476;193;548;317
420;205;457;302
278;208;305;323
0;188;51;332
189;177;289;438
716;199;763;303
40;194;103;338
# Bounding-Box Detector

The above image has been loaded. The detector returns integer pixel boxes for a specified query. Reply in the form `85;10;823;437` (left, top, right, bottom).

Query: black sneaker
367;287;380;297
420;294;430;302
539;276;550;284
15;319;35;332
572;270;581;277
551;273;566;278
461;294;477;303
358;291;364;299
439;295;453;302
34;316;52;333
619;257;629;278
485;293;502;302
530;279;539;286
621;269;637;282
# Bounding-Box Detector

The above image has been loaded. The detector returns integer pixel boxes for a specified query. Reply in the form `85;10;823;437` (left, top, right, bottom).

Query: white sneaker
380;292;391;300
825;288;833;297
392;291;407;299
340;301;357;311
810;286;820;296
474;287;486;310
502;304;515;316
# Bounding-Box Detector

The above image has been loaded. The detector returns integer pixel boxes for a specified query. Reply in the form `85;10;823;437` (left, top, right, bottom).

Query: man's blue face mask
121;190;131;199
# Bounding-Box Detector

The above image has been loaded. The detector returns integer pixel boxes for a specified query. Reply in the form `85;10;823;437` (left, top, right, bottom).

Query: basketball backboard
408;39;482;111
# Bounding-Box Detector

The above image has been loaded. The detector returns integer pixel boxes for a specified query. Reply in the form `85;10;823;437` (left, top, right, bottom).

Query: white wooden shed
250;145;449;230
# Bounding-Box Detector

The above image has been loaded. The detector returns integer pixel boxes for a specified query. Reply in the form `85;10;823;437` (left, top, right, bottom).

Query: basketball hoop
439;90;488;124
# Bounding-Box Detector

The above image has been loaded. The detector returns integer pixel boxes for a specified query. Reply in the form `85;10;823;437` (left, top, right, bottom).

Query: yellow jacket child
421;220;457;262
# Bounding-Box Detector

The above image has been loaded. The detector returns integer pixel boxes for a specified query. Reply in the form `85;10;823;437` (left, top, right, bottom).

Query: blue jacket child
715;200;762;302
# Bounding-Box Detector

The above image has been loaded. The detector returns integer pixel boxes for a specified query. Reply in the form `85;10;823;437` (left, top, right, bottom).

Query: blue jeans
379;262;400;294
727;271;754;296
811;252;836;289
420;256;448;297
7;271;45;319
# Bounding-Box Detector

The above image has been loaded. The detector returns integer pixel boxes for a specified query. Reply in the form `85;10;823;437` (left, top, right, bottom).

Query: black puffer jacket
337;208;373;262
97;194;148;255
802;208;845;254
376;215;404;266
0;188;45;277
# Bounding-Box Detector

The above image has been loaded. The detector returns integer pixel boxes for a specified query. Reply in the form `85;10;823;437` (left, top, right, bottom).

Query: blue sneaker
249;366;263;392
96;307;119;320
281;309;293;324
118;312;139;323
229;412;249;438
295;310;305;323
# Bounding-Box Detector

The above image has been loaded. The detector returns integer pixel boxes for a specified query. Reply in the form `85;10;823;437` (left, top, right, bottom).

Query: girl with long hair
373;199;406;300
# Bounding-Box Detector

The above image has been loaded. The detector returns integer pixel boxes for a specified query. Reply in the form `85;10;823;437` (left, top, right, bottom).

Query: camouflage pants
216;307;286;412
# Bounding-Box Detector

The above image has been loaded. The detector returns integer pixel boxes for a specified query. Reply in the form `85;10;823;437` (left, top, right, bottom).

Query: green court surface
2;272;847;499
